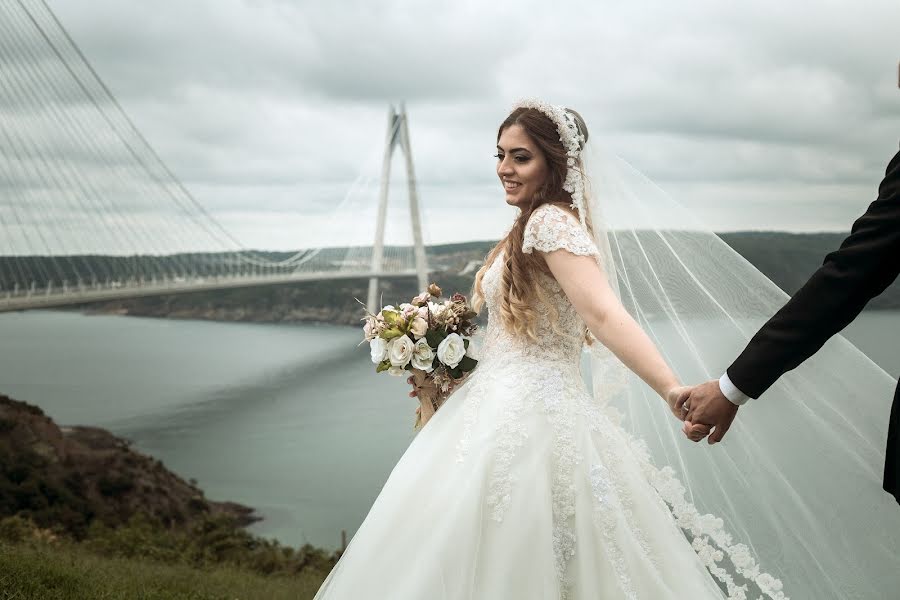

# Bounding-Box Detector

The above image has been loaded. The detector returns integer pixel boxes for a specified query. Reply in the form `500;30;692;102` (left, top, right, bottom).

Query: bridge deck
0;270;421;313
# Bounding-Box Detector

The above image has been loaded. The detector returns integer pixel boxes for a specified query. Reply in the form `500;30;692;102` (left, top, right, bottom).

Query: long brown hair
470;106;590;343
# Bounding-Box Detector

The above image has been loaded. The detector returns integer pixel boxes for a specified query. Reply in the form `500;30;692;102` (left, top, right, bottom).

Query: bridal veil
576;135;900;599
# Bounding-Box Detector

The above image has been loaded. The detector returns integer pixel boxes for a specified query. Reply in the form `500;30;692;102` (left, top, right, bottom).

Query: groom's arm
726;146;900;400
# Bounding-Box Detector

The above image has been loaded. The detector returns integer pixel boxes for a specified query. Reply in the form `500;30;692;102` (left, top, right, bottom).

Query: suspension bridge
0;0;430;315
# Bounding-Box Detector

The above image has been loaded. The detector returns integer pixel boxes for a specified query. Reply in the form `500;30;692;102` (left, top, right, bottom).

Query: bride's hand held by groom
675;380;739;445
666;385;711;442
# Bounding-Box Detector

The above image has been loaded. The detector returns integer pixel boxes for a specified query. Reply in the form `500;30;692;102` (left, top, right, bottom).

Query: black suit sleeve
727;146;900;399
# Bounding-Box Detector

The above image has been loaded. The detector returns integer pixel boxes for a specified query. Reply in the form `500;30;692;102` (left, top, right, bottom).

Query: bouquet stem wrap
412;368;440;428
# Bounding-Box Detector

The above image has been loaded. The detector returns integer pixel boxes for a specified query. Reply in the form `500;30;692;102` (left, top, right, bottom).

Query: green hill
0;394;336;599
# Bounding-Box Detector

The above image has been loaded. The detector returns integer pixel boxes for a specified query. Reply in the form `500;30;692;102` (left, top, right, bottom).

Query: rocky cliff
0;394;257;539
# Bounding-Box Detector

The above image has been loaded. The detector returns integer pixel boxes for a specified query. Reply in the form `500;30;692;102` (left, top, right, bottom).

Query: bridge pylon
366;103;429;314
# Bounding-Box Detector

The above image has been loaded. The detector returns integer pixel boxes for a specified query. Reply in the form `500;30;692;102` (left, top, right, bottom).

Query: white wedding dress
313;204;751;599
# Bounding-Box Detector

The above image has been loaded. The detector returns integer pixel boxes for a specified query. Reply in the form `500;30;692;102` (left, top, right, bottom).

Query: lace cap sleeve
522;204;600;258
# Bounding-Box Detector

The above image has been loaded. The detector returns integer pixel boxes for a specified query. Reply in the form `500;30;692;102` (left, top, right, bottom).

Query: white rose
436;333;466;369
388;335;414;367
387;366;406;376
410;339;435;372
369;337;388;364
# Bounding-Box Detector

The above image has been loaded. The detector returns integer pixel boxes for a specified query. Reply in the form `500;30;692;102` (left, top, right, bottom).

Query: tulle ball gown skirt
312;360;728;599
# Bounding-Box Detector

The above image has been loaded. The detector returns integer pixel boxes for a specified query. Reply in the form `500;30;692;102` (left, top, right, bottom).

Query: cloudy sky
6;0;900;250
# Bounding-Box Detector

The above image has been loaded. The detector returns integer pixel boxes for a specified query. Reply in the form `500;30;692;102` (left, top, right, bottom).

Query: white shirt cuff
719;373;752;406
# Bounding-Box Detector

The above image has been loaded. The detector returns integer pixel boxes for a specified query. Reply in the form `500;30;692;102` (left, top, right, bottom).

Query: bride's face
496;124;549;208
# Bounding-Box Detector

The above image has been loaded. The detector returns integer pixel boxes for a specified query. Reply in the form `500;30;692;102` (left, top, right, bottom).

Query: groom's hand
665;386;712;441
679;380;739;444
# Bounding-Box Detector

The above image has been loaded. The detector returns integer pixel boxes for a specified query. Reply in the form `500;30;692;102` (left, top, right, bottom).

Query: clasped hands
407;374;736;444
667;381;739;445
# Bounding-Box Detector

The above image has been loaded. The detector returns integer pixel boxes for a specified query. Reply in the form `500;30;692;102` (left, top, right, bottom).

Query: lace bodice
478;203;603;371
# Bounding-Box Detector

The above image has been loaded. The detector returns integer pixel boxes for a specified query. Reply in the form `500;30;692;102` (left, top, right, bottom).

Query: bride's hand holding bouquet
359;283;479;430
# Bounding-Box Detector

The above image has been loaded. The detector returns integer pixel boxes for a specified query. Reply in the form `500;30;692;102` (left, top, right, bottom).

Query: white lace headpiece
510;98;587;228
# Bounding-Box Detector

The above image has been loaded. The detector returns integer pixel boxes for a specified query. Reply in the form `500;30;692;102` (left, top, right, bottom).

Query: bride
312;100;899;599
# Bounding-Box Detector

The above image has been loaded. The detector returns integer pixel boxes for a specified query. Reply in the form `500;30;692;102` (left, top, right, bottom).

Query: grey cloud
44;0;510;104
0;0;894;252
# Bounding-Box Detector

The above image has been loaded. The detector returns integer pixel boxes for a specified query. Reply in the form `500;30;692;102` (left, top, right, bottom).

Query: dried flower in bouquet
356;283;479;430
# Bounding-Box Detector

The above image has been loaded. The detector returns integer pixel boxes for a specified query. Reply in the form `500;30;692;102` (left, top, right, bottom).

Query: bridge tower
366;103;430;314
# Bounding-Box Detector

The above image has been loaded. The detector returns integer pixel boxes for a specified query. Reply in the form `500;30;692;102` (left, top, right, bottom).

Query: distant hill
38;231;900;324
431;231;900;309
720;231;900;309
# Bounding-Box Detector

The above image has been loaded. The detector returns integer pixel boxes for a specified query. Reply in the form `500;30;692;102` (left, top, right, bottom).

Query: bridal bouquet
359;283;478;430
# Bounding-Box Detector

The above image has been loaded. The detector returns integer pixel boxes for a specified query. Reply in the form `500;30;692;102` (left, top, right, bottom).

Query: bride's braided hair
471;105;590;343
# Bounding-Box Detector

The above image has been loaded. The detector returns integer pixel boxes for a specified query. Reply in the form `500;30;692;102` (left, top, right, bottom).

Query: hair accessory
510;98;587;227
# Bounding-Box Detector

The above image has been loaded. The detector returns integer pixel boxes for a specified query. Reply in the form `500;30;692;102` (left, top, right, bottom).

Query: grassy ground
0;540;328;600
